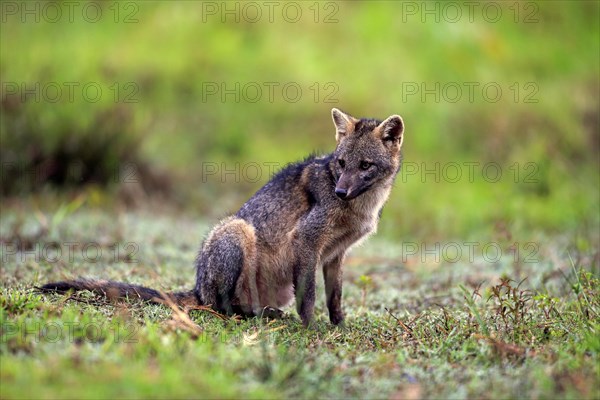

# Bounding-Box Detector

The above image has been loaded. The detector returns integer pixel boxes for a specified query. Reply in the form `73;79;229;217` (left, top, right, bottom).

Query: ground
1;203;598;399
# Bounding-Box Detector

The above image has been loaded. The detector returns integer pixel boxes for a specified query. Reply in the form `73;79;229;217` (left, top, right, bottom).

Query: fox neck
349;179;392;218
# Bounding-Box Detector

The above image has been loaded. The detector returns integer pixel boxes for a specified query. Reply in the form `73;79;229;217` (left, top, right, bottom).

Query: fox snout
335;173;352;200
335;187;348;199
335;173;365;200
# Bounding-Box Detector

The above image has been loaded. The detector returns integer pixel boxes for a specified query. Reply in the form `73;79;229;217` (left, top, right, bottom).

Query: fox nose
335;188;348;199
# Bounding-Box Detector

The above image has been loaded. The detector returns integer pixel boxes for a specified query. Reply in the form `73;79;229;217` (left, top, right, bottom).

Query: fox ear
376;115;404;147
331;108;357;141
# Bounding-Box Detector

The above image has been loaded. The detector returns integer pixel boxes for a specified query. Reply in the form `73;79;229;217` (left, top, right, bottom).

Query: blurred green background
1;0;598;241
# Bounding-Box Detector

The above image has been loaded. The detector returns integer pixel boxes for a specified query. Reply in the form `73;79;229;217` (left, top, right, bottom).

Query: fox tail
38;278;200;308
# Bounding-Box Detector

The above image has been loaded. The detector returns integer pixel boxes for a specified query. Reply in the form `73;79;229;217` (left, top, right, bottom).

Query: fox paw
258;306;285;319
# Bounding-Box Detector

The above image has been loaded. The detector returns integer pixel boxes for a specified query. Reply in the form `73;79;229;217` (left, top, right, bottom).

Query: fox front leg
292;225;327;326
292;208;329;327
323;252;345;325
293;252;318;327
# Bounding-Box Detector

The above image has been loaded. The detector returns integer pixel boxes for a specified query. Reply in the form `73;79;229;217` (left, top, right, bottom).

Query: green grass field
1;204;598;398
1;1;599;399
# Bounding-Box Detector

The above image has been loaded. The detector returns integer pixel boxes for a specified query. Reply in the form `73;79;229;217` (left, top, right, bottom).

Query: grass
1;204;598;399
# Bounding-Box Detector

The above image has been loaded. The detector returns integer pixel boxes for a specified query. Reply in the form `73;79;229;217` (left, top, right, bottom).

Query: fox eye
360;161;371;170
338;159;346;168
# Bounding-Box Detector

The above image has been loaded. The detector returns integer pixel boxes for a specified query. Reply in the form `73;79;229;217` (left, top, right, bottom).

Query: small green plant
459;283;490;336
487;278;534;339
355;274;374;308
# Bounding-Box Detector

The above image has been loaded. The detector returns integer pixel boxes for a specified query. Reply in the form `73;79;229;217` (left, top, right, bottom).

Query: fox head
330;108;404;201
